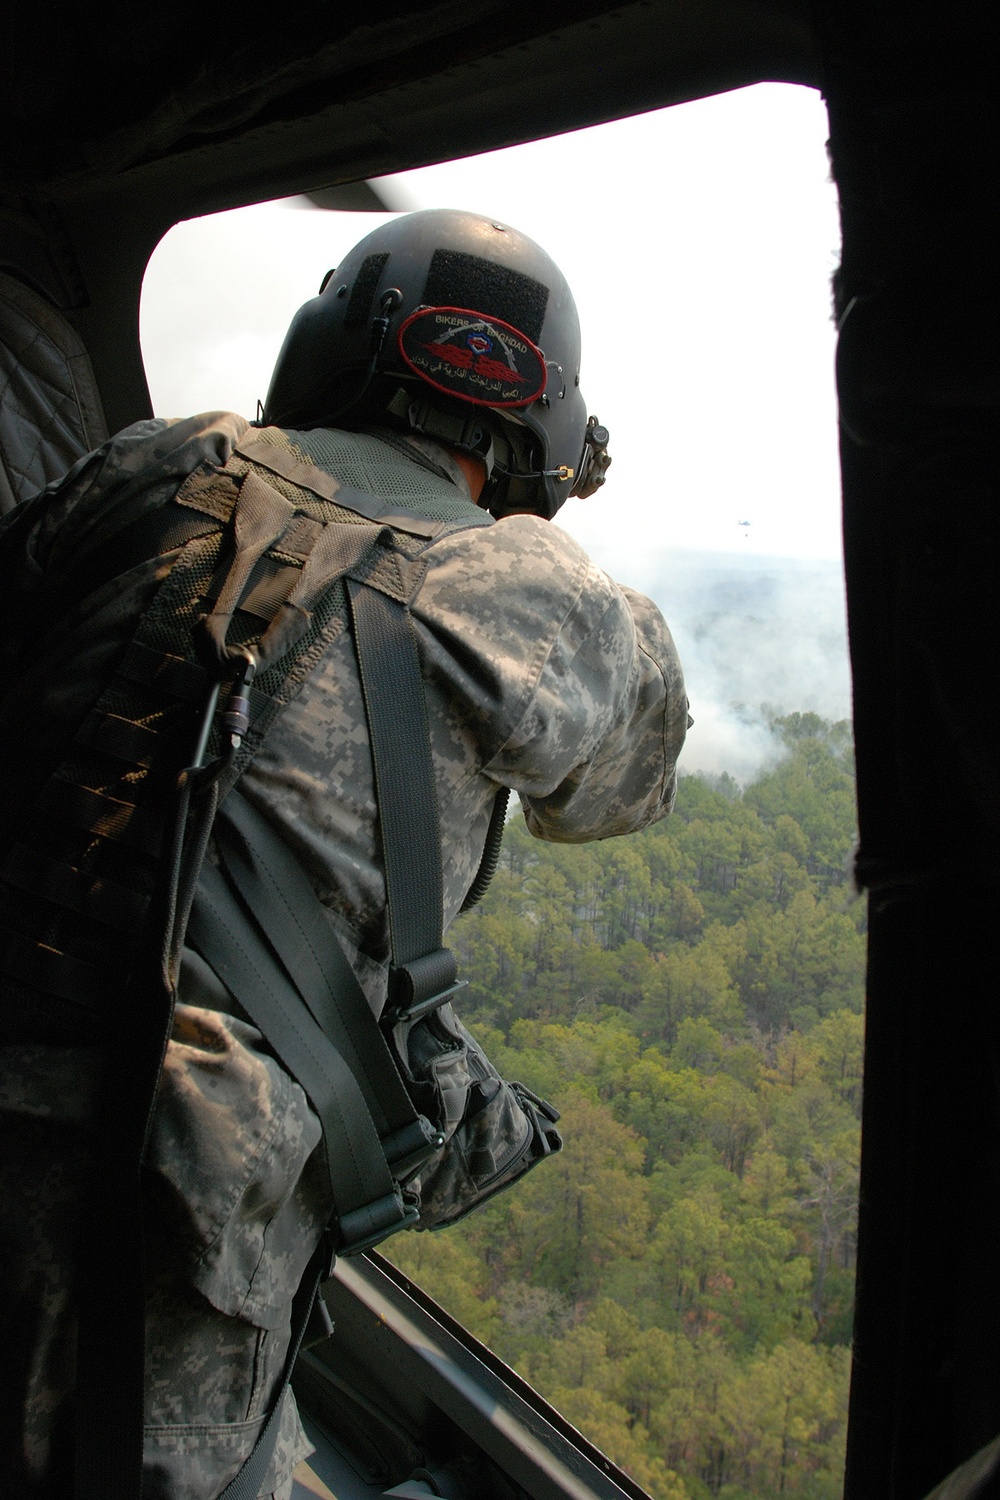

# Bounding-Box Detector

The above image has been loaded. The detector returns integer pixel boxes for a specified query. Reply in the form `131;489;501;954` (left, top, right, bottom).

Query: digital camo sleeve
501;571;688;843
411;513;688;844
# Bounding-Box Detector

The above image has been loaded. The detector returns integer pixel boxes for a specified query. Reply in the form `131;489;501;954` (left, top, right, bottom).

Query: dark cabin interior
1;3;997;1497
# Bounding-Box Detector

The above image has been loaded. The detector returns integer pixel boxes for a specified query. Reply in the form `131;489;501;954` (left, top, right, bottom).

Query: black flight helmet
261;209;610;519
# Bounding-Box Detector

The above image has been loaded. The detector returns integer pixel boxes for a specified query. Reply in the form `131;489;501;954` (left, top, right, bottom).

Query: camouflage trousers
0;1005;331;1499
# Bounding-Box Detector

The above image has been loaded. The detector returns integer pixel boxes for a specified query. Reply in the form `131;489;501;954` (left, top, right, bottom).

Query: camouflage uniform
0;413;687;1498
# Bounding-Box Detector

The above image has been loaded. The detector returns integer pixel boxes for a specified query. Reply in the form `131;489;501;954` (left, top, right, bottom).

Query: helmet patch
398;306;547;409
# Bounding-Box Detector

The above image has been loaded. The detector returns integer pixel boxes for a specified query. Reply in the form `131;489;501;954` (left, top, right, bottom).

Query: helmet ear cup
262;210;605;518
571;418;612;499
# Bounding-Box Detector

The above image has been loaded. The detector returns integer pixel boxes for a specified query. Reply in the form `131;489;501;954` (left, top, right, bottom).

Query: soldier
0;210;688;1499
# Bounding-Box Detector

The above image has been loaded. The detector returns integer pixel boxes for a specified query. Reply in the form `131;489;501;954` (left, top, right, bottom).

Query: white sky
141;82;843;587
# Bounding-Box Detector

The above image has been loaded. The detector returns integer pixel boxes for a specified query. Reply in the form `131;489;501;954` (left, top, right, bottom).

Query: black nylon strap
77;712;164;768
346;582;444;974
215;791;421;1138
188;864;400;1223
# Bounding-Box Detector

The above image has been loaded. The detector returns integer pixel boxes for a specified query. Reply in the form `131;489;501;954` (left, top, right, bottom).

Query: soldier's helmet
262;209;610;519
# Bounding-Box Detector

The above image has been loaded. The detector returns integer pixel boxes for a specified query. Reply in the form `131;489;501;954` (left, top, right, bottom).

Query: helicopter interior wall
0;3;997;1498
2;0;820;435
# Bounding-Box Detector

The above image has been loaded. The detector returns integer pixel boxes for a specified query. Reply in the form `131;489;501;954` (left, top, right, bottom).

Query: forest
384;713;864;1500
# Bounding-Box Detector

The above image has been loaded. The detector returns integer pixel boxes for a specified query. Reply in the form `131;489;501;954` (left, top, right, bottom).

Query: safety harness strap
179;584;465;1497
189;863;413;1241
347;580;460;1018
119;640;208;701
213;790;425;1142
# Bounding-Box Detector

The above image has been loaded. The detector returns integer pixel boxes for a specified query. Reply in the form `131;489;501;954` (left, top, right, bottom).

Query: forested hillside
385;714;863;1500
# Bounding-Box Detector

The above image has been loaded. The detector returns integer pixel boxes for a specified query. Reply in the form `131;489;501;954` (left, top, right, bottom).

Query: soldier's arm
493;568;686;842
515;579;689;846
411;513;688;842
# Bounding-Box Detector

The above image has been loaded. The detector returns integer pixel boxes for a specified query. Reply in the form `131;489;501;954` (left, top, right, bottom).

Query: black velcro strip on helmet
344;253;389;330
423;251;548;344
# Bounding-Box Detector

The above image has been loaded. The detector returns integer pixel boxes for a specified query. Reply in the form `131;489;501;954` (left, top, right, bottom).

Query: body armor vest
0;429;491;1043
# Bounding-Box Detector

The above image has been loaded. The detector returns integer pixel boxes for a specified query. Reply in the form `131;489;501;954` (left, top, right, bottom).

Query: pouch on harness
0;427;561;1499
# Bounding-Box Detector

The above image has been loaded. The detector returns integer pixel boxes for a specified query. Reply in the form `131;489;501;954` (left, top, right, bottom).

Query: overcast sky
140;83;849;776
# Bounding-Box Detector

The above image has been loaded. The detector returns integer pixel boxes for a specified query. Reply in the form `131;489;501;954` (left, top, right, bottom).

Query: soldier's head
262;209;610;519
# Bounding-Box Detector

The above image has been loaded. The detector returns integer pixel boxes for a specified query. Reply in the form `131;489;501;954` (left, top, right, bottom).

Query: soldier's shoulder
102;411;250;473
431;510;592;572
416;510;627;639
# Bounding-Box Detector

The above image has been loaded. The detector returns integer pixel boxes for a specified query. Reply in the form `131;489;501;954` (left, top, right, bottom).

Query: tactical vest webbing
0;432;491;1043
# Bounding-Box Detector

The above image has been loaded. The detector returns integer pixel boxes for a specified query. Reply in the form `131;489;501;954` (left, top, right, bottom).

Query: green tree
383;1229;500;1344
638;947;742;1046
813;1008;865;1115
547;1386;691;1498
799;1126;860;1339
506;1090;650;1299
717;1340;849;1498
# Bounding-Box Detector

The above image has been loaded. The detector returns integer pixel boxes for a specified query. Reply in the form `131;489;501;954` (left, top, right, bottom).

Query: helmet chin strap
384;389;554;517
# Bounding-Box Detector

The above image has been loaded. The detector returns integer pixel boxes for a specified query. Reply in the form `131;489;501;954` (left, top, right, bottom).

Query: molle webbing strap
119;641;208;702
39;780;166;855
80;712;163;769
2;843;148;930
0;477;231;1029
0;924;121;1006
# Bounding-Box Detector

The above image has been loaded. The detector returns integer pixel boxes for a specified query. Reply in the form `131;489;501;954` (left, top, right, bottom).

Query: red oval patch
398;306;547;409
